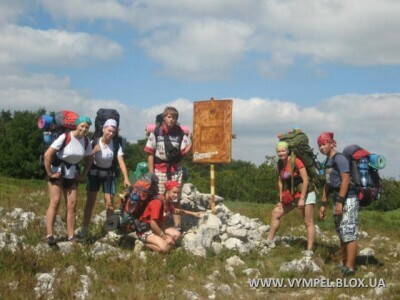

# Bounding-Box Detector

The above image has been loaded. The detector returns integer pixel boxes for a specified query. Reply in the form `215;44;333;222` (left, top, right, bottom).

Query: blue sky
1;1;399;177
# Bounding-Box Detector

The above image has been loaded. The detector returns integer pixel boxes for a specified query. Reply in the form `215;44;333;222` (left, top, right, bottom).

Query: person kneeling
138;181;202;253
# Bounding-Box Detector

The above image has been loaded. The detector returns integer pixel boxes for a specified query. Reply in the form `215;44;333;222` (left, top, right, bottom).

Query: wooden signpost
193;98;233;213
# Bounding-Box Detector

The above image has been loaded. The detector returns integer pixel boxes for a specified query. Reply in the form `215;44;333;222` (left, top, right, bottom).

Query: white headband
103;119;117;128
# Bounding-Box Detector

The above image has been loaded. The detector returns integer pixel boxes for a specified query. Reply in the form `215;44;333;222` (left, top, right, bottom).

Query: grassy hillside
0;176;399;299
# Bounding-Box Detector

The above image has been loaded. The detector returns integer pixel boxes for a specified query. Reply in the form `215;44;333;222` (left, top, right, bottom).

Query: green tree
0;110;44;178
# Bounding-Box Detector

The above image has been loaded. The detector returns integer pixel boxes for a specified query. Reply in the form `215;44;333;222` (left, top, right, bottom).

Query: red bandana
164;180;181;191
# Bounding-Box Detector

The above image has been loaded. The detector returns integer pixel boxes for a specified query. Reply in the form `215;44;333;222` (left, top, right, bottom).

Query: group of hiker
42;106;193;253
40;105;385;276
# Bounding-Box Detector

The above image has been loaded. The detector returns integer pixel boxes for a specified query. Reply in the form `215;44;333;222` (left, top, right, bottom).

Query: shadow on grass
356;255;383;266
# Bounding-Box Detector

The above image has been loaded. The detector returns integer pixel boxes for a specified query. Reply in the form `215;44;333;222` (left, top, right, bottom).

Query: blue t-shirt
325;153;357;197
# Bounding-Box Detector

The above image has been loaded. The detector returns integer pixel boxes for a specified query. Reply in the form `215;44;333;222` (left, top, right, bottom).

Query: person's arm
278;177;283;203
44;147;60;179
319;184;329;220
150;219;173;245
298;167;308;208
334;172;350;215
173;208;204;218
117;155;130;187
144;133;156;173
147;154;154;173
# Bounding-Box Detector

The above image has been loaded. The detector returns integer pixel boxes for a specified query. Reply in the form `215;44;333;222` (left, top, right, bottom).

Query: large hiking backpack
93;108;120;139
146;113;190;164
37;110;86;165
342;145;386;206
108;173;159;234
278;129;324;194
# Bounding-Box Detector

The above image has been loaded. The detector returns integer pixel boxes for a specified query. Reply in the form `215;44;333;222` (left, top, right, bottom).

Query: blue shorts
334;197;359;243
87;174;116;195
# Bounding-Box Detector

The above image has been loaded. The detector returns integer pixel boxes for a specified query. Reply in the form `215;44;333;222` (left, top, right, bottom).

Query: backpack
92;108;122;172
37;110;88;166
93;108;120;139
115;174;159;234
147;116;189;164
278;129;325;194
342;145;386;206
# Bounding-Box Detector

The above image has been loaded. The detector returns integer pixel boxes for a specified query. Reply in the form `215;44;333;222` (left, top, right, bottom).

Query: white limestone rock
226;255;245;267
359;247;375;257
280;257;321;273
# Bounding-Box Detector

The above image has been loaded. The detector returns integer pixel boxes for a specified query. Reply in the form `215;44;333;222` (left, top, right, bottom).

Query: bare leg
82;191;97;230
45;182;62;236
165;227;181;242
65;186;77;239
345;241;357;270
104;193;114;218
144;234;171;253
340;240;347;266
267;202;294;241
302;204;315;250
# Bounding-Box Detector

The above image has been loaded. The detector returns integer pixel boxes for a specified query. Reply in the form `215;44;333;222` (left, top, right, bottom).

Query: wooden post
210;164;216;213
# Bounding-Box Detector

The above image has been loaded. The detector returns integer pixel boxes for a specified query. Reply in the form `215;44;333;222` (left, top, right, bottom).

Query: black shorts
47;177;77;189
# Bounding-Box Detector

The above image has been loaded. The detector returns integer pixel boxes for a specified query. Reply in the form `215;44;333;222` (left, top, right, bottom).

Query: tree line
1;109;399;211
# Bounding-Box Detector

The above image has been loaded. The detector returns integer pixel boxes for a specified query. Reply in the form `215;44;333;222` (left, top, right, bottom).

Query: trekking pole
210;164;216;214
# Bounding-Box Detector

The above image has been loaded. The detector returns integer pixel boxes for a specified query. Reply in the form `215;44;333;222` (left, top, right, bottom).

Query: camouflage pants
154;167;183;197
334;197;359;243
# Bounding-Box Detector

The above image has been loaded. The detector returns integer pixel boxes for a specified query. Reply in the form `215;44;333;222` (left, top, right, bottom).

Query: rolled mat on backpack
368;154;386;170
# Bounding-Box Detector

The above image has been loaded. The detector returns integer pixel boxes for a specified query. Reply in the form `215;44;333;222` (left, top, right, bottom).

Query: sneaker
341;266;356;276
302;250;314;258
75;228;88;242
46;235;58;248
266;239;276;248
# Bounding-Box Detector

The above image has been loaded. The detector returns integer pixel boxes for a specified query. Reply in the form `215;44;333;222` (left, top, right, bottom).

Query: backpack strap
290;153;296;195
111;136;121;172
59;131;71;152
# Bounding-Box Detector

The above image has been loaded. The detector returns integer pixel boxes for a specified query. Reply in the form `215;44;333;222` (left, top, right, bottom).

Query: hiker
144;106;191;230
44;116;93;246
79;118;131;238
266;141;316;256
138;181;202;253
318;132;359;276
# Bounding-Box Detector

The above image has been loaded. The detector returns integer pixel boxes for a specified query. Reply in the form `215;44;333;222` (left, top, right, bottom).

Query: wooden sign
193;99;233;163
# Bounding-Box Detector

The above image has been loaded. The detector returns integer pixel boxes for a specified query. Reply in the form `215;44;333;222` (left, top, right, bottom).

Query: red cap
164;180;181;191
317;132;335;146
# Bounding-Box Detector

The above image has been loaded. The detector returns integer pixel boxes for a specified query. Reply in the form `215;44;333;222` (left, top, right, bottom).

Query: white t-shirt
50;133;92;179
93;138;124;169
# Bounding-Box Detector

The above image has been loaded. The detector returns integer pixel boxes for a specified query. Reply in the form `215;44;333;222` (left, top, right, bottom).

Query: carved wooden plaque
193;99;232;163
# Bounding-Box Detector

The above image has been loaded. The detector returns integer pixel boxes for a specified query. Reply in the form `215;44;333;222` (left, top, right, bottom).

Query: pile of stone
180;183;270;257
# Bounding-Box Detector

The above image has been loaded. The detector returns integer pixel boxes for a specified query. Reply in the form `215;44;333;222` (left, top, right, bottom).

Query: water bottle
358;158;369;187
43;131;53;146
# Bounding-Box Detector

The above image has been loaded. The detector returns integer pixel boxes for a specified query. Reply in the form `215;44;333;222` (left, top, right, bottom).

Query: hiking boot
46;235;58;248
75;228;88;242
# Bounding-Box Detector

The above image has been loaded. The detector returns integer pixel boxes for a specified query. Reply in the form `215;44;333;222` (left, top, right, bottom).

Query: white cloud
140;19;252;79
0;1;31;23
37;0;400;78
0;24;122;66
0;74;398;178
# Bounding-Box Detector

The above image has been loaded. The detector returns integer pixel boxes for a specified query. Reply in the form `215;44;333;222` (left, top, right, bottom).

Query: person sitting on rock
266;141;316;257
138;181;202;253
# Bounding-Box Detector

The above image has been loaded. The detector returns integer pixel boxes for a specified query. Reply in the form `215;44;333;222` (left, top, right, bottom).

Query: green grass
0;176;399;299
